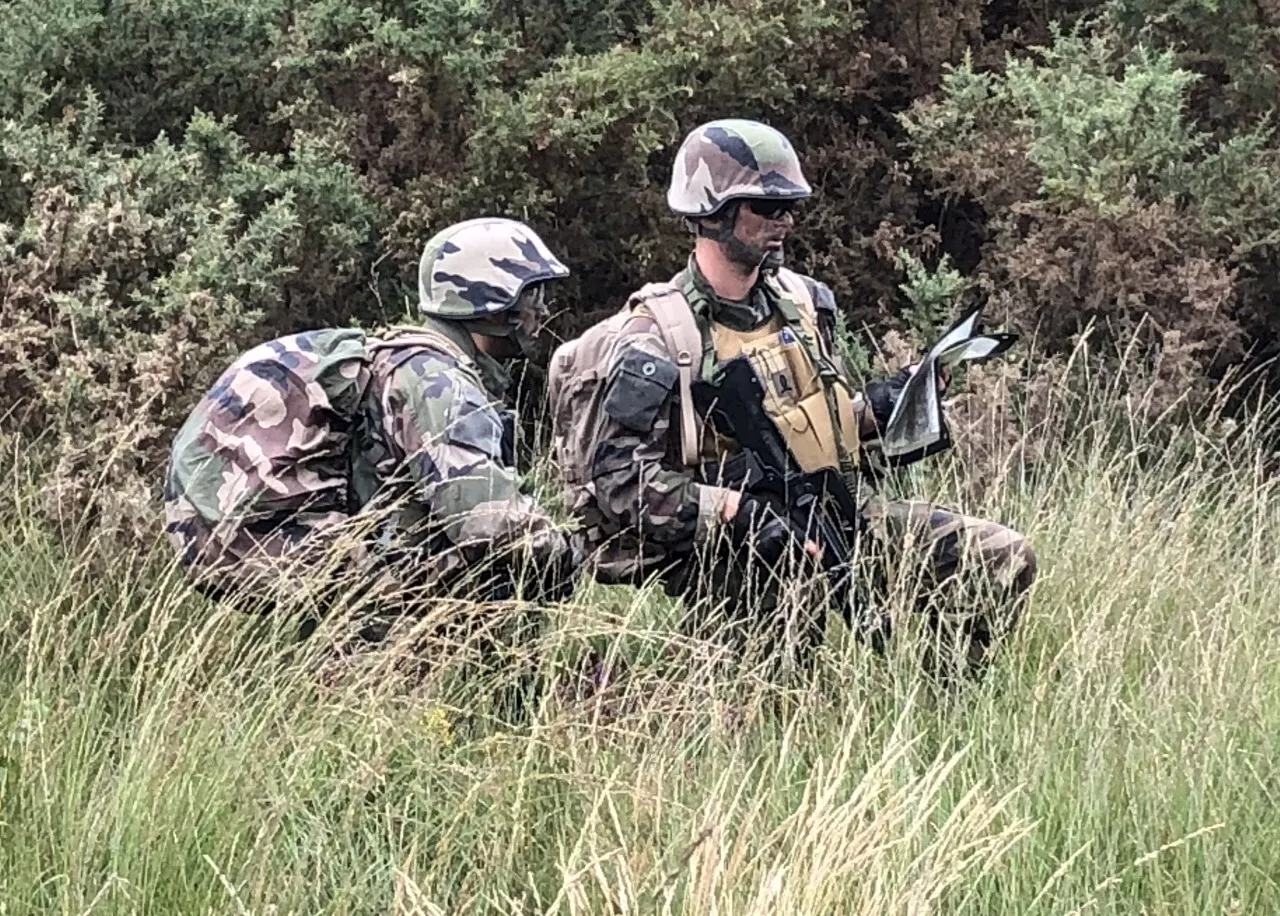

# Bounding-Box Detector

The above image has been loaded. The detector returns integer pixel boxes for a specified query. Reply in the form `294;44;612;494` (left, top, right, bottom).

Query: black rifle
691;356;863;619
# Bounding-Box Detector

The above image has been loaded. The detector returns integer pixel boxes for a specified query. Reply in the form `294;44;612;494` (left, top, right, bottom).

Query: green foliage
0;93;375;535
833;309;875;383
903;24;1280;382
3;374;1280;911
0;0;286;143
398;0;877;319
2;0;1280;531
1106;0;1280;120
895;249;973;341
1004;34;1200;213
906;27;1280;229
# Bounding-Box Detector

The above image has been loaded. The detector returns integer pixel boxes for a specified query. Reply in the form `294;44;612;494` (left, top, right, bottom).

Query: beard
721;232;769;271
696;205;782;273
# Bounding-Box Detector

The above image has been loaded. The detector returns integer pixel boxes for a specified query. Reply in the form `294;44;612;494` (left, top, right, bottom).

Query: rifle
690;356;863;623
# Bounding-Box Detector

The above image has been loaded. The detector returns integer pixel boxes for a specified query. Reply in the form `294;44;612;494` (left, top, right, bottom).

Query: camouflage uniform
585;120;1036;671
165;218;574;614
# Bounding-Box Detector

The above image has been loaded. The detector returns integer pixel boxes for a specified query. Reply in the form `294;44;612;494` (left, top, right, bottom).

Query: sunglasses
743;198;800;220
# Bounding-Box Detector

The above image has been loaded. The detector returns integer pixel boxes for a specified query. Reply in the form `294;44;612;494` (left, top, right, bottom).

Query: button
642;362;656;377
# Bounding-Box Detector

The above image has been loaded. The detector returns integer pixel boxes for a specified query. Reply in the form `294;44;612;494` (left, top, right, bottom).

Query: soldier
555;119;1036;677
164;217;579;634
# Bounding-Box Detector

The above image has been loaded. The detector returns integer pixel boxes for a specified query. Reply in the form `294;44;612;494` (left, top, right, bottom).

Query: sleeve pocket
602;348;679;433
444;386;504;459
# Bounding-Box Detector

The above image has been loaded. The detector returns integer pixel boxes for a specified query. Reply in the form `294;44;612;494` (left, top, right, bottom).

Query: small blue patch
779;327;797;346
210;379;248;419
246;359;293;393
265;340;305;370
293;331;318;353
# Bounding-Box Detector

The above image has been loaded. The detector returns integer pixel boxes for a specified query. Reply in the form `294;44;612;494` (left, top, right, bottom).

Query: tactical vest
630;268;860;480
698;272;861;477
547;268;862;545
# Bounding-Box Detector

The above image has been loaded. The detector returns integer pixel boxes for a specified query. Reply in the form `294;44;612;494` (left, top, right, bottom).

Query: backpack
547;282;703;499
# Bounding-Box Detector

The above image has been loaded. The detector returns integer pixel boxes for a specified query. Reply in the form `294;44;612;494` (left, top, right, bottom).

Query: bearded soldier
553;120;1036;676
165;217;579;627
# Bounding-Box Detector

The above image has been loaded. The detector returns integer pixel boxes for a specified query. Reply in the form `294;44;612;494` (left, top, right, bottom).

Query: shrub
0;95;376;538
902;26;1280;397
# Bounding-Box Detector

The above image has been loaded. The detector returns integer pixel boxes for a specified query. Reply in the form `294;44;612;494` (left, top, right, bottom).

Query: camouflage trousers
167;492;449;618
166;498;574;635
662;495;1037;678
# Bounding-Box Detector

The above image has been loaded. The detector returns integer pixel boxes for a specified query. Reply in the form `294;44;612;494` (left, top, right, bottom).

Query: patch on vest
778;327;798;346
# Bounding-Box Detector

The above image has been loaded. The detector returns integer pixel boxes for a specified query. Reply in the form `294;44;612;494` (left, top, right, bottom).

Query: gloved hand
530;532;584;604
864;367;912;433
729;494;810;566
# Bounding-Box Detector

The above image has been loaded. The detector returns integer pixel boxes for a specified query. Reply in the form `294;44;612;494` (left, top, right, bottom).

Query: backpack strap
366;325;474;367
629;283;702;468
773;267;813;308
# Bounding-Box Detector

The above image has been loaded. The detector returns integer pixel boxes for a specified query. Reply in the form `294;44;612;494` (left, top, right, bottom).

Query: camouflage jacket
588;259;856;571
164;320;564;583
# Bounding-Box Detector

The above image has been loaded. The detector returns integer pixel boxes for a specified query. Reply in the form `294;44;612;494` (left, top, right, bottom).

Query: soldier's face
473;284;552;361
721;199;796;270
513;284;550;338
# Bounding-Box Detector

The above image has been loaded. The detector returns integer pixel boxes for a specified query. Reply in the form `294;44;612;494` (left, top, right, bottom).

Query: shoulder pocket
602;347;679;433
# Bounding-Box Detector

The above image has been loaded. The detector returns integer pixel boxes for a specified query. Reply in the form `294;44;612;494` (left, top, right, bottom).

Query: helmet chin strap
460;282;550;360
690;203;770;272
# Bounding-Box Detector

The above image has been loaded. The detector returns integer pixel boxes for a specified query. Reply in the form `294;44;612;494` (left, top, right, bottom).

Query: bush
3;0;1280;536
0;95;376;537
0;0;286;144
902;25;1280;400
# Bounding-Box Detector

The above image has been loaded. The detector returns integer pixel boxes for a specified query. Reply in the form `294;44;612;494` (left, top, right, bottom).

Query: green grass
2;373;1279;914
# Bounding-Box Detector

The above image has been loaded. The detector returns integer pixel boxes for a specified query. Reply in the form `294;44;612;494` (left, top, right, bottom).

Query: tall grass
2;352;1279;914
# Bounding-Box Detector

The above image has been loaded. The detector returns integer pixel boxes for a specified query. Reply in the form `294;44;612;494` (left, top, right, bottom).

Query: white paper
881;308;1013;458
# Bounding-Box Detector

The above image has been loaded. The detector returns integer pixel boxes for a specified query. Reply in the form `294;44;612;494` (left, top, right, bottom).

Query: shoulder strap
773;267;814;311
771;268;839;366
630;283;702;468
772;268;861;485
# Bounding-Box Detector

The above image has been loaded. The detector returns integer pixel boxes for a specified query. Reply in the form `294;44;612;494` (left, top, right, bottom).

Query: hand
863;363;951;437
721;488;743;523
723;491;821;558
525;531;583;604
728;494;822;565
864;368;911;433
906;362;951;394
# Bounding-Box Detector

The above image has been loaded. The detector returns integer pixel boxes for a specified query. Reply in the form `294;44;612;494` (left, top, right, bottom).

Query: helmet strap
462;319;541;361
689;202;740;241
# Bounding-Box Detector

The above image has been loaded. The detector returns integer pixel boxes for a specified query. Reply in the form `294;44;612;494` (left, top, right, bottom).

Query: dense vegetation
3;360;1279;913
2;1;1280;911
2;0;1278;529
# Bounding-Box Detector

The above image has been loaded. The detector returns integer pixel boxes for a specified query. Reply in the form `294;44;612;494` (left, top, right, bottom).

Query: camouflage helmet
667;119;812;218
417;217;570;319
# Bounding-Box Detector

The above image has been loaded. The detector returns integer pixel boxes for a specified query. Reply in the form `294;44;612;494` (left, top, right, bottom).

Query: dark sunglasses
743;198;800;220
